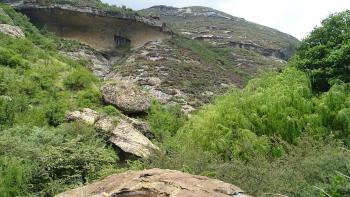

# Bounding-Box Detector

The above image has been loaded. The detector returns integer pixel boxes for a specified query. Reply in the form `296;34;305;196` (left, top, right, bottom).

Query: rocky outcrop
101;80;151;114
55;168;250;197
66;108;99;125
0;24;25;38
66;109;158;158
226;41;289;60
8;1;170;51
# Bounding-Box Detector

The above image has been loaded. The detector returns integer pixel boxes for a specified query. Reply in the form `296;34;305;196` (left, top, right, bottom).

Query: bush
0;47;27;68
45;101;66;127
77;88;102;108
0;124;118;196
0;157;31;197
147;102;188;142
64;67;97;91
145;136;350;197
102;105;120;117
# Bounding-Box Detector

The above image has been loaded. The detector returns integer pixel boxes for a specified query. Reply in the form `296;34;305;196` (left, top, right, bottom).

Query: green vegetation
1;2;350;197
0;124;118;196
142;10;350;197
294;10;350;92
147;102;188;142
0;4;121;196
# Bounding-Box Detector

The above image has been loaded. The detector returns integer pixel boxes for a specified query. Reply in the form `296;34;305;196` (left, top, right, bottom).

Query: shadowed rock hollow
16;4;170;51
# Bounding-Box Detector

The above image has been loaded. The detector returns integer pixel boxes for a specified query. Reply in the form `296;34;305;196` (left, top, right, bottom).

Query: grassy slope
0;4;125;196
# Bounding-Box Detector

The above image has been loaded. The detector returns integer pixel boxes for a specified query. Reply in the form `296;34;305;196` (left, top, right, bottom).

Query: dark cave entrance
114;35;131;47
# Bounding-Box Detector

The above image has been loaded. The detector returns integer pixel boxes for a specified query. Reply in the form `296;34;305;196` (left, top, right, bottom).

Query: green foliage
146;136;350;197
64;67;97;91
145;68;350;196
147;102;188;142
0;47;28;68
294;10;350;91
169;68;311;160
0;157;30;197
102;105;120;117
0;123;118;196
323;173;350;197
77;88;102;108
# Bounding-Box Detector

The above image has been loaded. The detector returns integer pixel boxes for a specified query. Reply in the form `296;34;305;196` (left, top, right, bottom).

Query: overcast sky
102;0;350;40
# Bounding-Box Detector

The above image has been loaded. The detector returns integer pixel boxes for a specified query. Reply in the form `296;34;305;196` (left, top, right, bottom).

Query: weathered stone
66;109;158;158
125;116;154;139
101;80;151;114
95;116;116;131
66;108;99;125
10;2;170;50
0;24;25;38
110;120;158;158
55;168;251;197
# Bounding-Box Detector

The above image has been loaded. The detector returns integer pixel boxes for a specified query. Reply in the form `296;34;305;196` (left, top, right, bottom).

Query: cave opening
114;35;131;47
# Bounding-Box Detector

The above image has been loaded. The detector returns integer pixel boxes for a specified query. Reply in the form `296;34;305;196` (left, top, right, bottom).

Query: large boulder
66;109;158;158
0;24;25;38
102;80;151;114
109;120;158;158
55;168;250;197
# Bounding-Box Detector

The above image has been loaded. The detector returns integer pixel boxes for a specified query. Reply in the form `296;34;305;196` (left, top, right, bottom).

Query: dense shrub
0;47;27;68
0;124;118;196
147;102;188;142
0;157;30;197
294;10;350;91
64;67;97;90
145;135;350;196
77;88;102;108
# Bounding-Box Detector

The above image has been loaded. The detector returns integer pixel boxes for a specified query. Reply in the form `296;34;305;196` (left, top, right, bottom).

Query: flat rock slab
56;168;250;197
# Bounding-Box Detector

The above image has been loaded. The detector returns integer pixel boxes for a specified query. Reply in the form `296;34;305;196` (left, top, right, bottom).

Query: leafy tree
294;10;350;91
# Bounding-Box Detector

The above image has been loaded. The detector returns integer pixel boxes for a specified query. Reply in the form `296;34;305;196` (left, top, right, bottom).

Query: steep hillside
141;6;299;59
1;1;350;197
5;1;301;112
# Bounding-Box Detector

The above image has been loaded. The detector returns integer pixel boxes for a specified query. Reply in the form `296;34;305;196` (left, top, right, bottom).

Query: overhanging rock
9;1;171;51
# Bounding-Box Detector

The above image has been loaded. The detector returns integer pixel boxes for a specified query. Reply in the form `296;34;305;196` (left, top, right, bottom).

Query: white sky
102;0;350;40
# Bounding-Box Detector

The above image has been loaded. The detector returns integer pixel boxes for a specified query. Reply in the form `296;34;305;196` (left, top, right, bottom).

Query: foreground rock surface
56;168;250;197
102;80;151;114
66;108;157;158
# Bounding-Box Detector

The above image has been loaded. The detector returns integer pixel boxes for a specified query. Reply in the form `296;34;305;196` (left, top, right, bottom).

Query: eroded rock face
55;168;251;197
0;24;25;38
11;2;170;51
102;80;151;114
66;109;157;158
